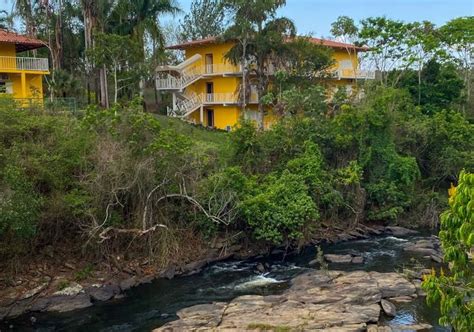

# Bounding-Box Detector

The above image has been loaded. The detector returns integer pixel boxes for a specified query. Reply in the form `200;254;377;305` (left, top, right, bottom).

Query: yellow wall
187;106;240;129
185;42;235;69
0;42;47;99
0;43;17;57
180;42;362;130
9;73;44;98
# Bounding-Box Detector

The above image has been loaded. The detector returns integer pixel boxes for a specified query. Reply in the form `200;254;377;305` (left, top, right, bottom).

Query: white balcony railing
336;68;375;80
0;56;49;72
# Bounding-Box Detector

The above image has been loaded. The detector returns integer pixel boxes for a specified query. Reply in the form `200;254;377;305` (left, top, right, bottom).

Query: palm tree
110;0;180;100
223;0;295;129
0;10;14;30
13;0;37;37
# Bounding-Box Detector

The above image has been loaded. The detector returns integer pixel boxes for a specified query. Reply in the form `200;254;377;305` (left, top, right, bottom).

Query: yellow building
157;36;373;130
0;29;49;102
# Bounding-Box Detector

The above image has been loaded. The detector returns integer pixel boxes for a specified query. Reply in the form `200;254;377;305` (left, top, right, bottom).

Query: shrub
241;171;318;245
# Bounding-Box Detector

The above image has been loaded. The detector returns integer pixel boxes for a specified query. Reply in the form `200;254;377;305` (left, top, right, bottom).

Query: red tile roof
167;36;369;51
0;29;47;52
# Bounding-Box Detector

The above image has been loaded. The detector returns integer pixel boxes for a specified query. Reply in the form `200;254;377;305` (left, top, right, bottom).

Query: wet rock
119;277;137;291
271;248;285;256
351;256;364;264
155;270;419;331
163;266;176;280
403;238;442;258
324;254;353;263
45;293;92;312
380;299;396;317
255;263;270;273
182;260;207;274
430;254;443;263
391;323;432;331
388;296;415;303
384;226;418;236
86;284;120;302
308;259;319;266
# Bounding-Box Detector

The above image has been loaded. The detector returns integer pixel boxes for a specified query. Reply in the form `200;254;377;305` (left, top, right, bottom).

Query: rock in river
324;254;353;263
380;299;396;317
155;270;420;331
384;226;418;236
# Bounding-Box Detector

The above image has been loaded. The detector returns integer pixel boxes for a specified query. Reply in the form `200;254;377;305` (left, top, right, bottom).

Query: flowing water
3;234;447;331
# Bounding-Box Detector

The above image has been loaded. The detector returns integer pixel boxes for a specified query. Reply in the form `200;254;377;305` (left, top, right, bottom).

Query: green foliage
241;171;318;245
0;165;42;239
423;171;474;331
395;59;464;113
75;264;95;281
180;0;226;41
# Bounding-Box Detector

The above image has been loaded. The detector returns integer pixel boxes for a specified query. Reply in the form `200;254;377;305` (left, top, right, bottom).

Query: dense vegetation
1;79;472;265
423;171;473;331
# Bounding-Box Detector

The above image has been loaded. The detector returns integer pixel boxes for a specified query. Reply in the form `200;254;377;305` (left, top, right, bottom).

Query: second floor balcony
336;68;375;80
0;56;49;72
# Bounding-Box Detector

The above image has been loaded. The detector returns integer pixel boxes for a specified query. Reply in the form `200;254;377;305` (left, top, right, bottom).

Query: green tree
395;59;464;113
223;0;296;129
423;170;474;331
358;17;412;85
88;33;143;104
241;170;318;245
180;0;226;41
439;17;474;112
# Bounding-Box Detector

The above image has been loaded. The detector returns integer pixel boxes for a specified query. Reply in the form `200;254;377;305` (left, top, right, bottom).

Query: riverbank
0;224;442;323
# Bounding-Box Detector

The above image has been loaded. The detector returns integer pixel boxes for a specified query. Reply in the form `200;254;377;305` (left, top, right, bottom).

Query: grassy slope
154;115;230;153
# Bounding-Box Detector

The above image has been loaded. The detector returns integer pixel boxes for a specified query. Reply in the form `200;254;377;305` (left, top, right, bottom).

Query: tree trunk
99;65;109;108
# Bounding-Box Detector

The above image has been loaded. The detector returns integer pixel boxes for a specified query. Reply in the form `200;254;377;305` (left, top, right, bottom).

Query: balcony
336;68;375;80
204;63;242;75
0;56;49;72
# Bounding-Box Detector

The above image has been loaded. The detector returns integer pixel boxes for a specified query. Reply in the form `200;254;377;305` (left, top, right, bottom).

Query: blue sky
1;0;472;37
175;0;473;38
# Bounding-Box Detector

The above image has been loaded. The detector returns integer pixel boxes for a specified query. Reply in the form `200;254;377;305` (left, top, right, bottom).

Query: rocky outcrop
403;236;443;262
155;270;423;331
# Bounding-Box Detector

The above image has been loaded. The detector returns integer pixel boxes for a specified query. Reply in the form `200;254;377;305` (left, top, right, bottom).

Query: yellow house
157;36;373;130
0;29;49;102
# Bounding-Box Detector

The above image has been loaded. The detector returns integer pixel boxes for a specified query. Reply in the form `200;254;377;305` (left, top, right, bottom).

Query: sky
176;0;474;38
0;0;472;38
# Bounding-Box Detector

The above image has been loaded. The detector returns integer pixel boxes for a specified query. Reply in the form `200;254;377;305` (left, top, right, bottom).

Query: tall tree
331;16;360;80
223;0;295;129
180;0;226;41
109;0;180;102
439;17;474;111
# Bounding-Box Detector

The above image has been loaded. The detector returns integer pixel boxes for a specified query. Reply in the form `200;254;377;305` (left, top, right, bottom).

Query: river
3;234;447;331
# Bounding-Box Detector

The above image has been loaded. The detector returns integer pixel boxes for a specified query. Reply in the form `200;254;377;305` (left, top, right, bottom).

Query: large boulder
155;270;420;331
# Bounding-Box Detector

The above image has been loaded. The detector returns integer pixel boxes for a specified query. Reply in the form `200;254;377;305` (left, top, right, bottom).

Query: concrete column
172;93;177;111
21;72;27;98
200;105;204;125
